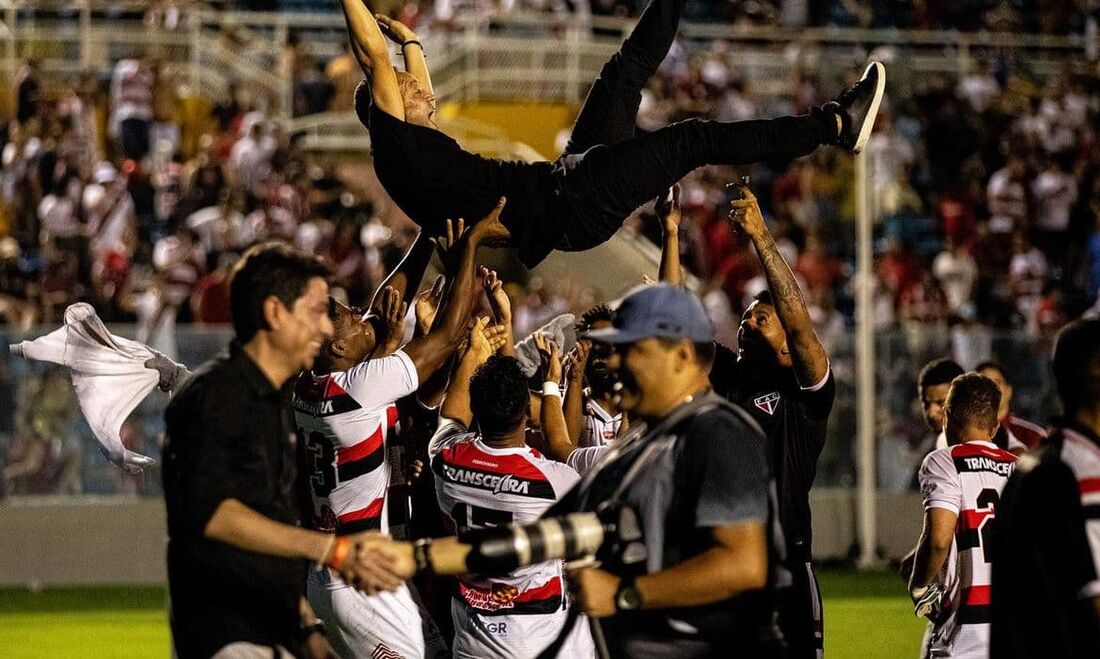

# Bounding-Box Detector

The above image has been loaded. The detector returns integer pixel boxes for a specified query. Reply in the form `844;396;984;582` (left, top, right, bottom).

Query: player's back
428;419;593;658
920;441;1017;658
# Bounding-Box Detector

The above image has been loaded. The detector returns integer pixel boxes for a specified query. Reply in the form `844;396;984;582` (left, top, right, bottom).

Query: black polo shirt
162;342;306;659
709;343;835;563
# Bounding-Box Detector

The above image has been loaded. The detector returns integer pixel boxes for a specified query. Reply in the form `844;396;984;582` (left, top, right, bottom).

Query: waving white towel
10;303;160;472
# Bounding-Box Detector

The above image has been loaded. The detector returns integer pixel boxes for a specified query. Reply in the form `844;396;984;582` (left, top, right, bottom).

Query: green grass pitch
0;570;924;658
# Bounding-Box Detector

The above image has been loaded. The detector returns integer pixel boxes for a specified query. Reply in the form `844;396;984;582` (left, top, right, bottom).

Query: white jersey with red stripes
293;350;418;534
579;397;622;448
919;440;1017;658
429;419;595;659
293;351;423;659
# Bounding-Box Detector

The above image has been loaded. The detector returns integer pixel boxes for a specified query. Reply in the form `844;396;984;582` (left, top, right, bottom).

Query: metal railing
0;4;1091;134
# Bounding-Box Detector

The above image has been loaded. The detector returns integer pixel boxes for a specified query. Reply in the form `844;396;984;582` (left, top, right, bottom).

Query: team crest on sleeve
753;392;781;415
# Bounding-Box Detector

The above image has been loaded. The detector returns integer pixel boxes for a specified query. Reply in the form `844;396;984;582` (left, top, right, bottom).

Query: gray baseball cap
583;283;714;344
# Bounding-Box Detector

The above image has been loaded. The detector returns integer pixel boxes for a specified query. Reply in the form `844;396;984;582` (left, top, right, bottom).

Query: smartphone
727;175;752;200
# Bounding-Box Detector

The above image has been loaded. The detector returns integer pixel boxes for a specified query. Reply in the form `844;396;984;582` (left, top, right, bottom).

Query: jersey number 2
451;503;513;532
976;488;999;563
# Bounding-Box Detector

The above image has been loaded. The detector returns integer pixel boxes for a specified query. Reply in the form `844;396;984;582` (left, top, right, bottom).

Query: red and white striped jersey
1060;428;1100;600
293;351;419;535
919;440;1017;657
579;398;622;449
429;419;580;616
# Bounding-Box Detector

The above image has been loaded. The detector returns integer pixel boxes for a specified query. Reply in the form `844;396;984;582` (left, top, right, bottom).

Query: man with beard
707;183;835;659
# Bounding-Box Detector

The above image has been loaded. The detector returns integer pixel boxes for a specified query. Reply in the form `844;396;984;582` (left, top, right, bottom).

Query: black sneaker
826;61;886;154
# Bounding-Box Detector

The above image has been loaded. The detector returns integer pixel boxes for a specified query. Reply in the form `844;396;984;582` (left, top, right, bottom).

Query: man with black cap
560;282;788;658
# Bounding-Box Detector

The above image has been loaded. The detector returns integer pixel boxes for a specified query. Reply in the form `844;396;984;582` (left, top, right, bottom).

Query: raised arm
439;317;506;426
338;0;404;119
481;267;515;357
534;334;578;462
655;184;683;285
375;14;433;97
562;340;591;444
403;198;509;381
729;184;828;387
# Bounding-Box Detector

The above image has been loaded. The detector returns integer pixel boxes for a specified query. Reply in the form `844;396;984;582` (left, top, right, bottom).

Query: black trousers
778;560;824;659
553;0;835;252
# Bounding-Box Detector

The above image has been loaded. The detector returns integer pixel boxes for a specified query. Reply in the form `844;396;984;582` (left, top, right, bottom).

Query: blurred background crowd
1;0;1097;507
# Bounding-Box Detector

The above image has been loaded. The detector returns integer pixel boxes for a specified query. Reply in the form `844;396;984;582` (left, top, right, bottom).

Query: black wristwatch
614;576;643;612
300;618;327;641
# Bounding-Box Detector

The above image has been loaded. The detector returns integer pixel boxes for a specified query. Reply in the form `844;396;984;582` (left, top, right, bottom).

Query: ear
261;296;285;333
329;339;348;358
674;341;693;372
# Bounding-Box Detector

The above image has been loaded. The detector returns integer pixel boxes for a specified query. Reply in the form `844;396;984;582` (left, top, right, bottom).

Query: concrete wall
0;489;926;587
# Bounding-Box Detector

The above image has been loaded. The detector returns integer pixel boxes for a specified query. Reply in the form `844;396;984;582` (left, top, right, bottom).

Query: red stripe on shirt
337;498;384;524
338;426;383;465
1080;478;1100;494
442;443;549;481
958;509;992;531
962;585;991;606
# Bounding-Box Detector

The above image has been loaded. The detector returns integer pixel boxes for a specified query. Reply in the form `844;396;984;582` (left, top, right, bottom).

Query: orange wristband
325;537;351;570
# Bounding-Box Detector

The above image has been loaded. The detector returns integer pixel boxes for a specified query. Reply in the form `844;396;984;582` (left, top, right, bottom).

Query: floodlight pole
855;148;878;568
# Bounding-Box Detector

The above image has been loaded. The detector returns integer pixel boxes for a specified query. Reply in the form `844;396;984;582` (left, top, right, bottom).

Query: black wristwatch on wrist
300;618;327;641
614;575;643;612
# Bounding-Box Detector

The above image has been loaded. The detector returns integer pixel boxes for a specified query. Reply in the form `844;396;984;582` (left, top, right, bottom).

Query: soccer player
429;327;595;658
917;358;965;443
703;183;835;658
975;360;1047;451
293;208;506;658
992;319;1100;658
341;0;884;267
563;305;625;450
908;373;1016;659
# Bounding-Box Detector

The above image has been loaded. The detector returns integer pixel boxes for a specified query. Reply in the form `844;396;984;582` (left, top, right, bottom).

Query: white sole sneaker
851;61;886;154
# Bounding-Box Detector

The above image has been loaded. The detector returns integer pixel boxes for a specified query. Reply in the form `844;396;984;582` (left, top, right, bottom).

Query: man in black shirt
162;243;413;659
702;184;836;659
991;319;1100;658
565;283;786;657
341;0;885;267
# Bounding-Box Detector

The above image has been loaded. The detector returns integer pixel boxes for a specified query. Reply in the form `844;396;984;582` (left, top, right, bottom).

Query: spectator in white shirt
1032;156;1078;266
110;59;155;161
228;121;276;202
957;60;1001;113
986;155;1029;236
932;237;979;316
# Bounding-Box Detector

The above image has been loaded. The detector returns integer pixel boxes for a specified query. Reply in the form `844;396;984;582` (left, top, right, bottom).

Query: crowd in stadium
2;7;1099;500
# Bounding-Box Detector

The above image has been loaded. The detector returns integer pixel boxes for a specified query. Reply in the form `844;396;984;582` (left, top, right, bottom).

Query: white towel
10;303;159;473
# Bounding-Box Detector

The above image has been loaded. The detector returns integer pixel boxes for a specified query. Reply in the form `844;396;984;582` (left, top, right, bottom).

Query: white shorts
450;597;596;659
927;622;989;659
307;568;425;659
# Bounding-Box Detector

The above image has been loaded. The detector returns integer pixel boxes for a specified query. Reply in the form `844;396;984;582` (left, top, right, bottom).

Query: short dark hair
1052;319;1100;414
229;242;331;343
576;304;613;333
918;358;965;392
974;360;1006;381
752;290;774;307
470;356;530;435
945;373;1002;432
656;337;715;369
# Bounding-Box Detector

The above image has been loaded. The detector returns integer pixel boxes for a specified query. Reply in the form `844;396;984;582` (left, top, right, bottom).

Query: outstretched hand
376;285;408;355
654;183;681;235
727;184;766;239
430;218;467;271
374;13;418;45
533;332;563;385
564;339;591;386
480;267;511;323
414;274;446;335
469;197;511;247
